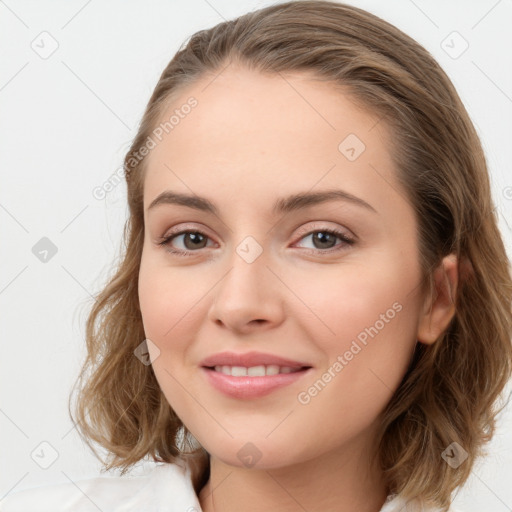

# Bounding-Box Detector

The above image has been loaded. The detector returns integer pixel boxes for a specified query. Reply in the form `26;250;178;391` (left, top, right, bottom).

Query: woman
2;1;510;511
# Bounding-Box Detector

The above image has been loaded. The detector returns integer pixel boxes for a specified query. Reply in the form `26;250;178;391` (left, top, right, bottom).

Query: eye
157;229;215;256
294;228;355;253
157;226;355;257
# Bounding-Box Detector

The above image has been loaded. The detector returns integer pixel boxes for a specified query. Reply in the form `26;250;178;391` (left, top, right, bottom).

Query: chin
194;430;308;470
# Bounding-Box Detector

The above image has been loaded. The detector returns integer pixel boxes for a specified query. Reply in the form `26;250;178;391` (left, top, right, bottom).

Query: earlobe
417;254;458;345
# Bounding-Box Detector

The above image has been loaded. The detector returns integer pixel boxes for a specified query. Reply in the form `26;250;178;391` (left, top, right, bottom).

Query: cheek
138;260;210;421
138;259;209;342
288;252;419;353
289;251;420;414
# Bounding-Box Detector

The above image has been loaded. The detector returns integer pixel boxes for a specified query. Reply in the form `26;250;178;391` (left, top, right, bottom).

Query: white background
1;1;511;511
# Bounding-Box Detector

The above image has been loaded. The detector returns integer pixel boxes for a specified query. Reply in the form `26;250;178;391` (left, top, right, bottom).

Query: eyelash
157;227;355;257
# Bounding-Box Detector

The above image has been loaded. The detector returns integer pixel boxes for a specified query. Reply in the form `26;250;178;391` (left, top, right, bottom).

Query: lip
200;351;311;368
201;367;313;399
200;351;313;399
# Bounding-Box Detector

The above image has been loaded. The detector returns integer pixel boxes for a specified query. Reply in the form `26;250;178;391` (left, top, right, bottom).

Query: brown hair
69;1;512;509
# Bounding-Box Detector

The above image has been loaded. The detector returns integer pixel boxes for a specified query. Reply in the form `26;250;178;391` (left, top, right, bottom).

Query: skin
138;65;458;512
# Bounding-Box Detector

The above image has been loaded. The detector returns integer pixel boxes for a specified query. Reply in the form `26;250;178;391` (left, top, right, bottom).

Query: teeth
213;365;301;376
247;365;265;376
266;364;280;375
231;366;247;377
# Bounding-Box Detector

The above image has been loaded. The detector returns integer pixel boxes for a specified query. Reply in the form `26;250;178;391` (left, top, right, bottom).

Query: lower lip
201;367;312;399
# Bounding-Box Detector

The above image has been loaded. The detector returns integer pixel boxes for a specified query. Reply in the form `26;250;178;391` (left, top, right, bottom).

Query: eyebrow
147;189;378;215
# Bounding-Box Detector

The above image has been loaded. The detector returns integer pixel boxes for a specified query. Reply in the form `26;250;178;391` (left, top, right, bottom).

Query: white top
0;461;462;512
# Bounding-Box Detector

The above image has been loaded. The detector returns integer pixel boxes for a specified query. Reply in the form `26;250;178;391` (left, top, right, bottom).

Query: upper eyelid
293;221;354;238
161;221;352;238
161;220;210;233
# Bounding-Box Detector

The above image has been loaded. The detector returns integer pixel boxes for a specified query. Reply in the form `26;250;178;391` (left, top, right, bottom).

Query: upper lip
200;351;312;369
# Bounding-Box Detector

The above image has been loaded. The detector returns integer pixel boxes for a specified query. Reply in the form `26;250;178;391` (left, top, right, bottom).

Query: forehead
142;66;405;217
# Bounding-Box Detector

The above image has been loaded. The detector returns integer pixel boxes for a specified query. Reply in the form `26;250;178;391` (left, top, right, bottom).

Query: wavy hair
69;1;512;509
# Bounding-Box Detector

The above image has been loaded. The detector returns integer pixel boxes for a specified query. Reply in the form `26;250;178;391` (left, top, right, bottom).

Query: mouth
199;350;311;369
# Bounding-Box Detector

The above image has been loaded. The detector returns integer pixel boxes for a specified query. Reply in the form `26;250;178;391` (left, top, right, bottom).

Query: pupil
314;232;335;249
185;232;206;249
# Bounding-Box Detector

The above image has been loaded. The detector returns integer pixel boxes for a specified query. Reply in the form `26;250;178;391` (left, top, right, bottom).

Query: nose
207;246;285;334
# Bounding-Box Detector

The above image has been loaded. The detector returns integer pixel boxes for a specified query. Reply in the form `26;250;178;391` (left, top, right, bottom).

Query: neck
198;428;388;512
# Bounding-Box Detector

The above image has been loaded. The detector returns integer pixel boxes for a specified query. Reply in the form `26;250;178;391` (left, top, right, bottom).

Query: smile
212;365;303;376
201;365;312;399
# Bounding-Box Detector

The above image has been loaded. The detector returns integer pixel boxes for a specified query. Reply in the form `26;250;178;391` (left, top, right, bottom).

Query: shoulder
0;461;202;512
380;494;465;512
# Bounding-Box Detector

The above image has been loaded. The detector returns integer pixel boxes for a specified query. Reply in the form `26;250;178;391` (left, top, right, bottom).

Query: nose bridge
207;231;284;329
220;234;271;301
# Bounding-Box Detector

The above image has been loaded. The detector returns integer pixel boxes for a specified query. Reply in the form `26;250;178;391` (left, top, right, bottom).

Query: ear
417;253;458;345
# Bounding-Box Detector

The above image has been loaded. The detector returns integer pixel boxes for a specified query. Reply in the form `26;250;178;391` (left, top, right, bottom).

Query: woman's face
138;66;429;469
